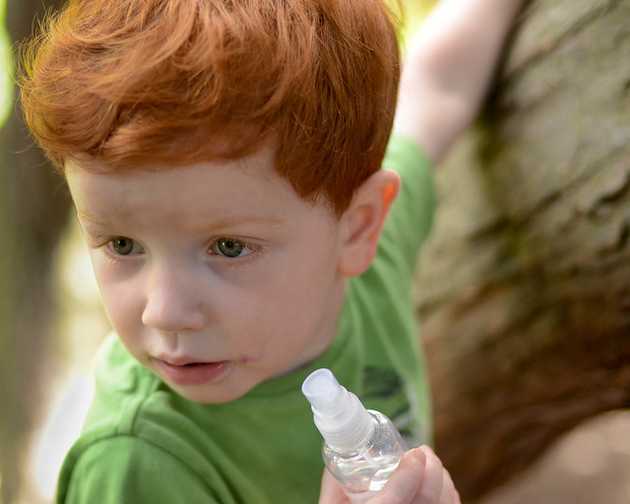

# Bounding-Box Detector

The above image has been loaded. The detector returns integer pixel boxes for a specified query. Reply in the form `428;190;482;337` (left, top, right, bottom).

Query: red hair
18;0;401;216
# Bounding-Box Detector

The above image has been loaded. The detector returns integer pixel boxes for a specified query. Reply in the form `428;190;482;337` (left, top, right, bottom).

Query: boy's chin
162;370;255;405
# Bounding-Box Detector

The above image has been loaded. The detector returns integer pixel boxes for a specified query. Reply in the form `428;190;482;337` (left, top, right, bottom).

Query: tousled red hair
18;0;401;216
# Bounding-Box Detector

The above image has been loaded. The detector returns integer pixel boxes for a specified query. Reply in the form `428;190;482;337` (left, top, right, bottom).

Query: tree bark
418;0;630;500
1;1;69;502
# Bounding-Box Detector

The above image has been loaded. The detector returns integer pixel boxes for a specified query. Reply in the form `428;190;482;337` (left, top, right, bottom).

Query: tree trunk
419;0;630;500
0;1;69;502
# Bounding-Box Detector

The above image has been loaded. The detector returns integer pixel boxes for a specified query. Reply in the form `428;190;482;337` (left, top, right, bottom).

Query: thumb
370;448;427;504
319;468;350;504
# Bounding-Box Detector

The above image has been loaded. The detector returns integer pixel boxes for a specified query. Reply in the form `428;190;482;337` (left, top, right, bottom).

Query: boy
18;0;523;502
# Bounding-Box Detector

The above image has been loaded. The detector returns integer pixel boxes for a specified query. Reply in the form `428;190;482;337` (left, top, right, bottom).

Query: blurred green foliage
0;0;12;128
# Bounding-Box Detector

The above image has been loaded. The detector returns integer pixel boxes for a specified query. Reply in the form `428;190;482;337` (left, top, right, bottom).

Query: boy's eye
110;237;139;256
212;238;250;258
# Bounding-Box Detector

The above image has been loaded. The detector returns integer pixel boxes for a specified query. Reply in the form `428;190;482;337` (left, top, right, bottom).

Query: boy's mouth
154;358;232;386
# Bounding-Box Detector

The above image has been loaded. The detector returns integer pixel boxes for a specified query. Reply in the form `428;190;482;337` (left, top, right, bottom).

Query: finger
319;468;349;504
371;448;426;504
439;468;461;504
440;469;458;504
416;446;443;503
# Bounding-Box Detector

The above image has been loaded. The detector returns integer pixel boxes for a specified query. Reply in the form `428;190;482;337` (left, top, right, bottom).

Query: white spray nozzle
301;368;343;412
302;368;374;452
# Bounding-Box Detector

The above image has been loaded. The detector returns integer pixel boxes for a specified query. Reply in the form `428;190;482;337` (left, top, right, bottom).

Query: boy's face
66;145;348;404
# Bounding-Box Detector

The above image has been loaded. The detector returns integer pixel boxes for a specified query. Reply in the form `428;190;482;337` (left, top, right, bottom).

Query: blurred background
1;0;629;503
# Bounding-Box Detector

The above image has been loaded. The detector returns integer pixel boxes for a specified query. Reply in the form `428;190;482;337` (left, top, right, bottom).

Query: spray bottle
302;368;407;502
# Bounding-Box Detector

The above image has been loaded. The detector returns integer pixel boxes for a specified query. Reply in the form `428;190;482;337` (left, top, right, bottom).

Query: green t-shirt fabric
56;134;436;504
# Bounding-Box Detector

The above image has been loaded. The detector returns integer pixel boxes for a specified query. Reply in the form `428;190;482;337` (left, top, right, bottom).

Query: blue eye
110;237;139;256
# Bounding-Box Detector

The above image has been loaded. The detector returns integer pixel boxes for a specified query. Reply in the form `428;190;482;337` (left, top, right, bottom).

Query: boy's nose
141;267;206;333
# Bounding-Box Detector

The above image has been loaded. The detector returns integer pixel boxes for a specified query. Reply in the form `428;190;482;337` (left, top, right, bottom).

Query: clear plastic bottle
302;368;407;502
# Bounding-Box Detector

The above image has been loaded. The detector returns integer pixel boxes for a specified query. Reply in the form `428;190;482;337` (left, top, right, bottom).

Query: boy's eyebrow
76;209;110;226
76;209;286;229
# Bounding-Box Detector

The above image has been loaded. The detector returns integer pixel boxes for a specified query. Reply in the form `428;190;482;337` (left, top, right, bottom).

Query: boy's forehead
67;144;271;191
64;149;327;229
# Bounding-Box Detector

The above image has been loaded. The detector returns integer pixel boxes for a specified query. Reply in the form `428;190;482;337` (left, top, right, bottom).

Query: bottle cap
302;368;374;452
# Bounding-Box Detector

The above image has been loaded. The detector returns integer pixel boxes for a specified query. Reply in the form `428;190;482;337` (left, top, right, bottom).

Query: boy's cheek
90;251;139;284
96;278;144;336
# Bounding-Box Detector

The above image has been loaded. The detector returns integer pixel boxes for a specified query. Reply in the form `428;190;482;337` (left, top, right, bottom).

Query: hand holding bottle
318;445;461;504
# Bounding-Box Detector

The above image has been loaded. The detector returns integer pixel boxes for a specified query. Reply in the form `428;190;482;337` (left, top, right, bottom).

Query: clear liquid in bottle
323;410;406;498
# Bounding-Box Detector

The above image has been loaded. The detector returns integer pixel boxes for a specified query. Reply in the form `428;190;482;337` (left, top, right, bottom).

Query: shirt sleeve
57;436;217;504
379;134;436;279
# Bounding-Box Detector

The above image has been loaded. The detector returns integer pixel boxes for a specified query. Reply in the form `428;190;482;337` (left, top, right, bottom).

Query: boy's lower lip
155;359;232;386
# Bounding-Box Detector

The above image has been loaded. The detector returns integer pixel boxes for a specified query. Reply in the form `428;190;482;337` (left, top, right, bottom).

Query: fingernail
409;447;426;466
419;444;435;457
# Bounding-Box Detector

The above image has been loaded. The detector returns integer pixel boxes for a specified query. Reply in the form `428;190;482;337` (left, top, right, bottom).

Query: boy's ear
337;169;400;278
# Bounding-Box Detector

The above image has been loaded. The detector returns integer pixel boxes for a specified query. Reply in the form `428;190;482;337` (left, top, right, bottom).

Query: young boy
19;0;523;502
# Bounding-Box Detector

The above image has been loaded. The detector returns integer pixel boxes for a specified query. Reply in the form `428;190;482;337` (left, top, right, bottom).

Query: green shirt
56;135;436;504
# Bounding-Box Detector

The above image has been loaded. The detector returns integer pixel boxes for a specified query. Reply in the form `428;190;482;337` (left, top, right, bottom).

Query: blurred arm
393;0;526;164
